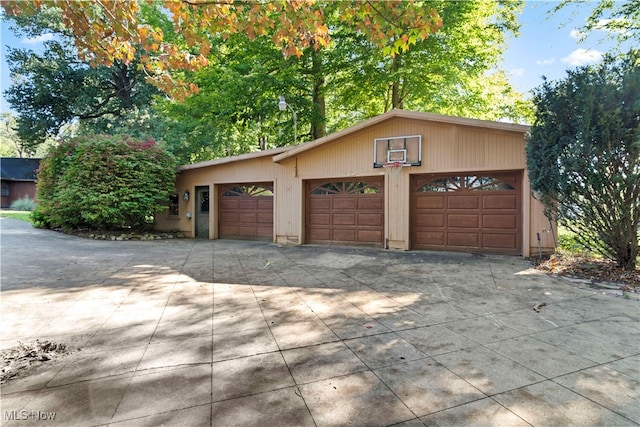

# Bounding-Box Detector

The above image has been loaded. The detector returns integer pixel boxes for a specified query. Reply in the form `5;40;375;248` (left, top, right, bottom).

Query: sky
0;1;628;117
501;1;627;95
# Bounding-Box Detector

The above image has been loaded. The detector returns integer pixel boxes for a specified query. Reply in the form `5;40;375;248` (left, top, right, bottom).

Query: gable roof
273;109;530;163
0;158;41;181
179;146;292;171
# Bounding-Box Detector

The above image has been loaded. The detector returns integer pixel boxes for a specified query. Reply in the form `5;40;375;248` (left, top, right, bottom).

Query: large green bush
526;52;639;270
33;134;177;230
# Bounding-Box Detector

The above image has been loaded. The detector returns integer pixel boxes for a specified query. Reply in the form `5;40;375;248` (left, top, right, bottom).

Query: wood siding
155;155;278;238
1;181;37;208
156;113;552;257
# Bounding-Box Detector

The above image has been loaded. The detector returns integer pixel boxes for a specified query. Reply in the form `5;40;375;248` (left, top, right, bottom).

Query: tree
3;8;161;146
153;32;306;163
0;113;24;157
2;0;442;99
555;0;639;45
526;52;640;270
33;134;177;231
153;1;531;161
327;0;532;126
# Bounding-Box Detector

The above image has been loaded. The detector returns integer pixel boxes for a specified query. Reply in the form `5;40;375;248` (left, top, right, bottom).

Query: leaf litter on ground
536;252;640;289
1;339;73;384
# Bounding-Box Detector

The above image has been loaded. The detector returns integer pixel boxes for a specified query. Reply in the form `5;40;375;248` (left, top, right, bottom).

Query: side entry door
195;186;210;238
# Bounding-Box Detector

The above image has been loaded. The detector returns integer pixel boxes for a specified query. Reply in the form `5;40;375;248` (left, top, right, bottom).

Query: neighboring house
0;158;40;208
155;109;555;256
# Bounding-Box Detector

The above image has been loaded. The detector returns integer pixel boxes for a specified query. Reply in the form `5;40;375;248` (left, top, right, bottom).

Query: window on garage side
168;194;179;217
311;181;381;195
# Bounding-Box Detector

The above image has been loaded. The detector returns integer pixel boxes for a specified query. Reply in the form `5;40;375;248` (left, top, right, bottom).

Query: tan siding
275;159;301;244
156;113;551;256
529;196;557;256
155;156;279;238
386;171;410;249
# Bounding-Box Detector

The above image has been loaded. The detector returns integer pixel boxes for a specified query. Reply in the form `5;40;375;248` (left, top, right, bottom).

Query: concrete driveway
1;217;638;426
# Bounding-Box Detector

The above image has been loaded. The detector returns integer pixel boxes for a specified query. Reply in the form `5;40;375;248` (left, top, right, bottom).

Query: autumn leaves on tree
2;0;442;99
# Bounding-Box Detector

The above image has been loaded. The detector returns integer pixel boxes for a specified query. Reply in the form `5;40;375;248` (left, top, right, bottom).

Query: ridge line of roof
273;110;529;163
177;110;530;171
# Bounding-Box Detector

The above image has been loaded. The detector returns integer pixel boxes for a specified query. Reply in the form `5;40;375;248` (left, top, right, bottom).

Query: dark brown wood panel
306;178;384;247
218;183;273;241
411;172;522;254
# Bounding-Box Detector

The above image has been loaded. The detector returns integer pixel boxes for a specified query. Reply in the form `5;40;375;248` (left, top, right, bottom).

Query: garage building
155;110;555;256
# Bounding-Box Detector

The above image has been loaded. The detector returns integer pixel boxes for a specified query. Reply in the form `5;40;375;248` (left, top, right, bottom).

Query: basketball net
383;161;403;177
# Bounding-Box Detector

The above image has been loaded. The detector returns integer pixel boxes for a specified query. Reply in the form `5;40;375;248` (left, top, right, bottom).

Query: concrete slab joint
1;218;638;427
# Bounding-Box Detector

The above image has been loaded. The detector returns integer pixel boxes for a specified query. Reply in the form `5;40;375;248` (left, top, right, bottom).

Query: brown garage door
219;183;273;240
306;178;384;247
412;172;521;254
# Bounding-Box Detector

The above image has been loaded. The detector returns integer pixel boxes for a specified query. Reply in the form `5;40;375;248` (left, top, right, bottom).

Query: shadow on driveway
1;218;638;426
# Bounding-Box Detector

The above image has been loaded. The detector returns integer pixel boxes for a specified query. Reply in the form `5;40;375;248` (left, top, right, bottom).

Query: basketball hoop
383;161;403;177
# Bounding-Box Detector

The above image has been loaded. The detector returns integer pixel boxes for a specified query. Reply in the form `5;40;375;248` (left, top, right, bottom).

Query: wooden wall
155;155;280;237
1;181;37;208
155;114;555;256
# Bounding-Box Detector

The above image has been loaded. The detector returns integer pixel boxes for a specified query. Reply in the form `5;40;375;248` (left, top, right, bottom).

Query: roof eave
179;146;293;171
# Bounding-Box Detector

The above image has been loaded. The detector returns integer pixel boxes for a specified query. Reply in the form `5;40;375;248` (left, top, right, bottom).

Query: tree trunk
391;54;404;109
310;49;326;139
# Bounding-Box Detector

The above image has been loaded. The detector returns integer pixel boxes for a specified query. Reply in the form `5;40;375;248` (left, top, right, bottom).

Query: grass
556;225;600;257
0;210;33;223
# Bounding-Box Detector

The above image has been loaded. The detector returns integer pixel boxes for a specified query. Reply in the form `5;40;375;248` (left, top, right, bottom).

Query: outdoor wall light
278;95;297;144
186;212;192;219
183;190;190;201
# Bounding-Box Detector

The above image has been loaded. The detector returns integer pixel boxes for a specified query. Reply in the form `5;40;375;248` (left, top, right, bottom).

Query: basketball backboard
373;135;422;168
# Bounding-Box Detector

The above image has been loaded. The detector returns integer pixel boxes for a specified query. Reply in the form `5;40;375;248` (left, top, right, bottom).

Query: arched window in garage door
417;175;516;192
222;184;274;197
310;181;381;195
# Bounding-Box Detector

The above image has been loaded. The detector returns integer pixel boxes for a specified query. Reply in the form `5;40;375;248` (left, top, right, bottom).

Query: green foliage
555;0;639;45
154;1;532;164
34;134;177;231
0;113;22;157
557;230;590;254
526;51;640;270
327;0;532;126
9;196;37;212
3;10;159;147
5;0;533;162
155;33;307;164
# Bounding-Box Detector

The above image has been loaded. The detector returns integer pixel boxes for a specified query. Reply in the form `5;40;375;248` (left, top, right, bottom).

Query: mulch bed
0;340;73;384
535;252;640;290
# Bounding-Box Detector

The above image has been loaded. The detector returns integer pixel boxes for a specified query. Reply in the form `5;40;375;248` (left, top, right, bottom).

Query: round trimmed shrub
33;134;177;230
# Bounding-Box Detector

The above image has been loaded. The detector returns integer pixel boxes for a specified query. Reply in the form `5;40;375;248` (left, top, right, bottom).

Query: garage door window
223;185;273;197
417;176;515;192
466;176;515;191
311;181;380;195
